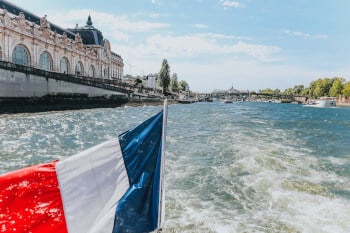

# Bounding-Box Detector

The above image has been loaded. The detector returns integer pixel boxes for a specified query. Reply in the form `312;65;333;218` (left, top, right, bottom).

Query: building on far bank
142;75;158;90
0;0;123;79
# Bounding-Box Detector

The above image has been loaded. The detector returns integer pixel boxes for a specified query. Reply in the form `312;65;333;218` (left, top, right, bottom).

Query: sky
9;0;350;92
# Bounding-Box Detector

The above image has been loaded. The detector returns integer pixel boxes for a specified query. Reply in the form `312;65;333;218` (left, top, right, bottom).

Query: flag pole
158;98;168;231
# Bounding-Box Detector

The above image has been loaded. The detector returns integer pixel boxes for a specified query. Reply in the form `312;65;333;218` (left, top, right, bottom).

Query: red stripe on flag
0;161;68;233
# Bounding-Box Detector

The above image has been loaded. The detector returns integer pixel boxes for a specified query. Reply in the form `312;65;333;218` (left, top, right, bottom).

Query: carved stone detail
17;12;26;28
3;9;12;27
40;15;50;29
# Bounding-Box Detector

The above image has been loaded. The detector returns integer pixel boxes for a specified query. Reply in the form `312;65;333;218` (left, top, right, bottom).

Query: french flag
0;107;167;233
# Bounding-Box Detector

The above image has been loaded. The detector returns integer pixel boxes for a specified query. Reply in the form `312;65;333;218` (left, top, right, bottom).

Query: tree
280;77;348;98
308;80;317;98
260;88;275;95
134;77;142;86
259;88;281;100
178;80;189;91
301;87;311;96
158;59;170;94
273;89;281;95
292;85;304;96
329;77;345;97
342;82;350;98
312;78;332;98
169;73;179;93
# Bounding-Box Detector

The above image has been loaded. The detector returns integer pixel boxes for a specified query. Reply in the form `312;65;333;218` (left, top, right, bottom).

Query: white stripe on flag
56;138;129;233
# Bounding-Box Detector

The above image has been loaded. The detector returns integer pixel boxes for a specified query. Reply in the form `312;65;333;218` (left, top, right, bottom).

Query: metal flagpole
158;99;168;232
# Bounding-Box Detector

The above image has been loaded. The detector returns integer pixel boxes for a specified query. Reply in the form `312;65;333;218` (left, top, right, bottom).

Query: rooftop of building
67;15;104;46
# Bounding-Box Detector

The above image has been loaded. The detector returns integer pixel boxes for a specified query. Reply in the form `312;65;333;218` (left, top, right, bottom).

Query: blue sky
10;0;350;92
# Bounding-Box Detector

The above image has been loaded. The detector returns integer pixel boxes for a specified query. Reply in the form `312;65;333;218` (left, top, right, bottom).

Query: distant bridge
200;91;306;103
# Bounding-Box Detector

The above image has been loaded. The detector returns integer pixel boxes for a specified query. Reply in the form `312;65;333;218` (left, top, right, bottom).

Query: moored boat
222;98;233;103
177;99;195;104
304;97;336;108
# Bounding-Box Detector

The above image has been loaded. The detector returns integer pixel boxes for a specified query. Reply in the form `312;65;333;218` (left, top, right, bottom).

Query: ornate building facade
0;0;123;80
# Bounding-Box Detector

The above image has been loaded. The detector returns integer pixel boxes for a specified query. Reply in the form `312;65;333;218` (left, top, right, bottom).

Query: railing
0;60;146;95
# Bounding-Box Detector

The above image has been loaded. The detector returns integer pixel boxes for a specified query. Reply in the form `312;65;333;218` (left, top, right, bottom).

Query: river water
1;102;349;232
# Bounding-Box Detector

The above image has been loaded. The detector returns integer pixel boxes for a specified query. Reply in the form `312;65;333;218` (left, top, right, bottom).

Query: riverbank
0;95;177;114
337;96;350;107
336;102;350;107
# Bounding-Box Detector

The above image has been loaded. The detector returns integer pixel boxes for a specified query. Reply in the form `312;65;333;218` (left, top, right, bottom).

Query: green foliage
343;82;350;98
283;88;293;95
260;88;272;95
301;87;311;96
307;77;345;98
283;85;304;96
312;78;332;98
260;88;280;95
178;80;189;91
329;77;345;97
169;73;179;92
283;77;346;98
292;85;304;95
159;59;171;94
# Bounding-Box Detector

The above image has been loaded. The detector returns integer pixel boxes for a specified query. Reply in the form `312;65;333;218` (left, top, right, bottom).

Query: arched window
12;45;30;65
60;57;69;73
88;65;95;77
75;61;83;75
39;51;52;71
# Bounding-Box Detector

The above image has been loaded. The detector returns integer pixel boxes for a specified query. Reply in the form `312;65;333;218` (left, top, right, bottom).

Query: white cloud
193;24;208;29
110;32;343;92
35;9;263;61
121;34;280;61
149;13;168;18
231;41;280;61
151;0;161;5
199;33;252;41
220;0;241;8
113;33;282;90
283;29;328;40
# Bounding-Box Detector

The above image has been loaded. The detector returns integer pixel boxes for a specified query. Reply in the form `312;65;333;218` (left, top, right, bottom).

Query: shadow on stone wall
0;94;129;114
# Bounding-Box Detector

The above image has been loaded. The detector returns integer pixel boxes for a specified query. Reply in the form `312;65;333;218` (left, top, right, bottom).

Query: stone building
0;0;123;79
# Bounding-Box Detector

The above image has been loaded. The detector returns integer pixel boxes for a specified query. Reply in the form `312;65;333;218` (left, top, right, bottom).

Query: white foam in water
164;103;350;232
213;124;350;232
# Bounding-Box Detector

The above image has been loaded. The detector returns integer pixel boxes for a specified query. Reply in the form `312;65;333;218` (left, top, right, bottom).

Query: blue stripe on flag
113;111;163;233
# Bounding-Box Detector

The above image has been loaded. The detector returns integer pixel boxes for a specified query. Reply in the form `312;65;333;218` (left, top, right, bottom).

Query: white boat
273;99;282;103
222;98;233;103
177;93;197;104
304;97;336;108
